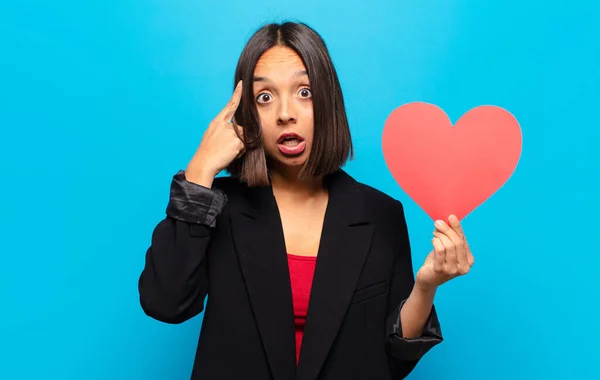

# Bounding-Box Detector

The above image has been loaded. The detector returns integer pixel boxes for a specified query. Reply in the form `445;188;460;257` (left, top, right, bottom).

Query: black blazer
138;169;443;380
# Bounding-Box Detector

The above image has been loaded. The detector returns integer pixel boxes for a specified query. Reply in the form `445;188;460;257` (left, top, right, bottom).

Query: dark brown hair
226;21;354;186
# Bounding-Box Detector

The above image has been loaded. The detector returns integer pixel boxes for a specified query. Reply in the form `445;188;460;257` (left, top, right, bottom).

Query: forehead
254;46;307;79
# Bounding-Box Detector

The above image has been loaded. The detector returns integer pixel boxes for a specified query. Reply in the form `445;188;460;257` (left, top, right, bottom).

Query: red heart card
382;102;522;221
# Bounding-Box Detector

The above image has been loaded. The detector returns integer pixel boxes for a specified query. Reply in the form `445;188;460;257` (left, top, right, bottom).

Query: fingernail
435;220;444;227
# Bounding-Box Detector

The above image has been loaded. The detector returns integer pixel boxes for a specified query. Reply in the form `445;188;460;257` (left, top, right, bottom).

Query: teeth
282;139;300;147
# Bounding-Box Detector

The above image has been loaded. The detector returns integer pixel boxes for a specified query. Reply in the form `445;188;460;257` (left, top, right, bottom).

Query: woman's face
252;46;314;172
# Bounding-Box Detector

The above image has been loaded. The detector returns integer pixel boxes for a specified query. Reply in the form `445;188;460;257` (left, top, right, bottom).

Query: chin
285;158;309;168
279;154;309;167
267;149;310;170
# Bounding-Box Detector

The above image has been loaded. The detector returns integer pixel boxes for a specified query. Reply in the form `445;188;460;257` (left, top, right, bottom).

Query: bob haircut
226;21;354;187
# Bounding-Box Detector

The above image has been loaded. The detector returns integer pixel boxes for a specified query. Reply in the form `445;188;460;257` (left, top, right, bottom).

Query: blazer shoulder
349;179;411;242
212;175;245;194
353;180;404;211
343;179;406;226
211;175;257;208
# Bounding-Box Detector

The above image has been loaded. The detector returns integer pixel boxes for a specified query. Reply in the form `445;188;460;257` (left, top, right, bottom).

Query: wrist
184;167;216;188
415;279;438;296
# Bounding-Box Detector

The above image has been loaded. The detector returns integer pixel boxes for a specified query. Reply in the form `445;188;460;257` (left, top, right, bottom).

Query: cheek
300;107;315;140
256;111;274;137
300;101;314;118
259;122;277;147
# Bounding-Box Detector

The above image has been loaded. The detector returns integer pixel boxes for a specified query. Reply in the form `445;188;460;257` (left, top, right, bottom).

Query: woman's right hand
185;81;246;187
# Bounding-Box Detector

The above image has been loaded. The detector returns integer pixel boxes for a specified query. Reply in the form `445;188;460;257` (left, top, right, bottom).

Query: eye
256;93;272;103
298;88;312;98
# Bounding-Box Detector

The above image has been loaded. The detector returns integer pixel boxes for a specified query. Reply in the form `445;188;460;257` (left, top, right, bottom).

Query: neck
269;165;326;200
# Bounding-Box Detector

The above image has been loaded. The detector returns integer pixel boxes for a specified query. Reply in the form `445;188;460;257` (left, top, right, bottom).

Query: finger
231;117;244;135
467;251;475;267
231;118;246;155
435;219;461;245
434;231;457;274
454;236;470;274
448;215;467;241
235;145;246;159
446;215;471;272
431;237;445;272
218;80;243;122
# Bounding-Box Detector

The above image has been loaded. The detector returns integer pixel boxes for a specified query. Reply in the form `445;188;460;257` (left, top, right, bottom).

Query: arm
385;201;443;378
399;283;437;338
138;81;246;323
137;170;227;324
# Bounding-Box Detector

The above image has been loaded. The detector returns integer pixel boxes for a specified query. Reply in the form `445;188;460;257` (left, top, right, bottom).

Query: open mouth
277;132;306;156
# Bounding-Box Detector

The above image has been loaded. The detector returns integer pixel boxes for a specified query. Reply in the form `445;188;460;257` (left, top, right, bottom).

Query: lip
277;132;305;144
276;132;306;157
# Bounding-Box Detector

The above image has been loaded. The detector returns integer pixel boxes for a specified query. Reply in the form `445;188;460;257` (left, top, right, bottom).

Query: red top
287;253;317;364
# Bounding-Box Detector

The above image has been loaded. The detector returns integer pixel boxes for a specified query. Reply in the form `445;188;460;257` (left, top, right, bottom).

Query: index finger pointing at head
219;80;243;122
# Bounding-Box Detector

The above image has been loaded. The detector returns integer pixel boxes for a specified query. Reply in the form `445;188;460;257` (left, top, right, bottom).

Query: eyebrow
253;70;308;83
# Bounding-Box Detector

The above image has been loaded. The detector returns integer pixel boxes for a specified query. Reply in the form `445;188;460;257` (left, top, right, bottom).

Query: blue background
1;1;598;379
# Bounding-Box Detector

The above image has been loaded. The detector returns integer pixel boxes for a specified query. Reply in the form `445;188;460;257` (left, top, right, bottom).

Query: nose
277;95;296;125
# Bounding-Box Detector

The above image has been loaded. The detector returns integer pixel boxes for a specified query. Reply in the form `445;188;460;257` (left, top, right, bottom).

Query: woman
138;21;474;380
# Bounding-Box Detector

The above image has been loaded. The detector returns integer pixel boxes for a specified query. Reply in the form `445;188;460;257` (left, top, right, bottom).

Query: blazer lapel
230;184;297;380
296;170;374;380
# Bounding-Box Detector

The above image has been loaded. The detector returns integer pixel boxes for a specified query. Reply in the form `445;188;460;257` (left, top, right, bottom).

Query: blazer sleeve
138;170;227;324
385;200;443;378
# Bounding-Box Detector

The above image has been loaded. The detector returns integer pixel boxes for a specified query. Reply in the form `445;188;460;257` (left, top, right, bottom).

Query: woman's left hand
415;214;475;292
